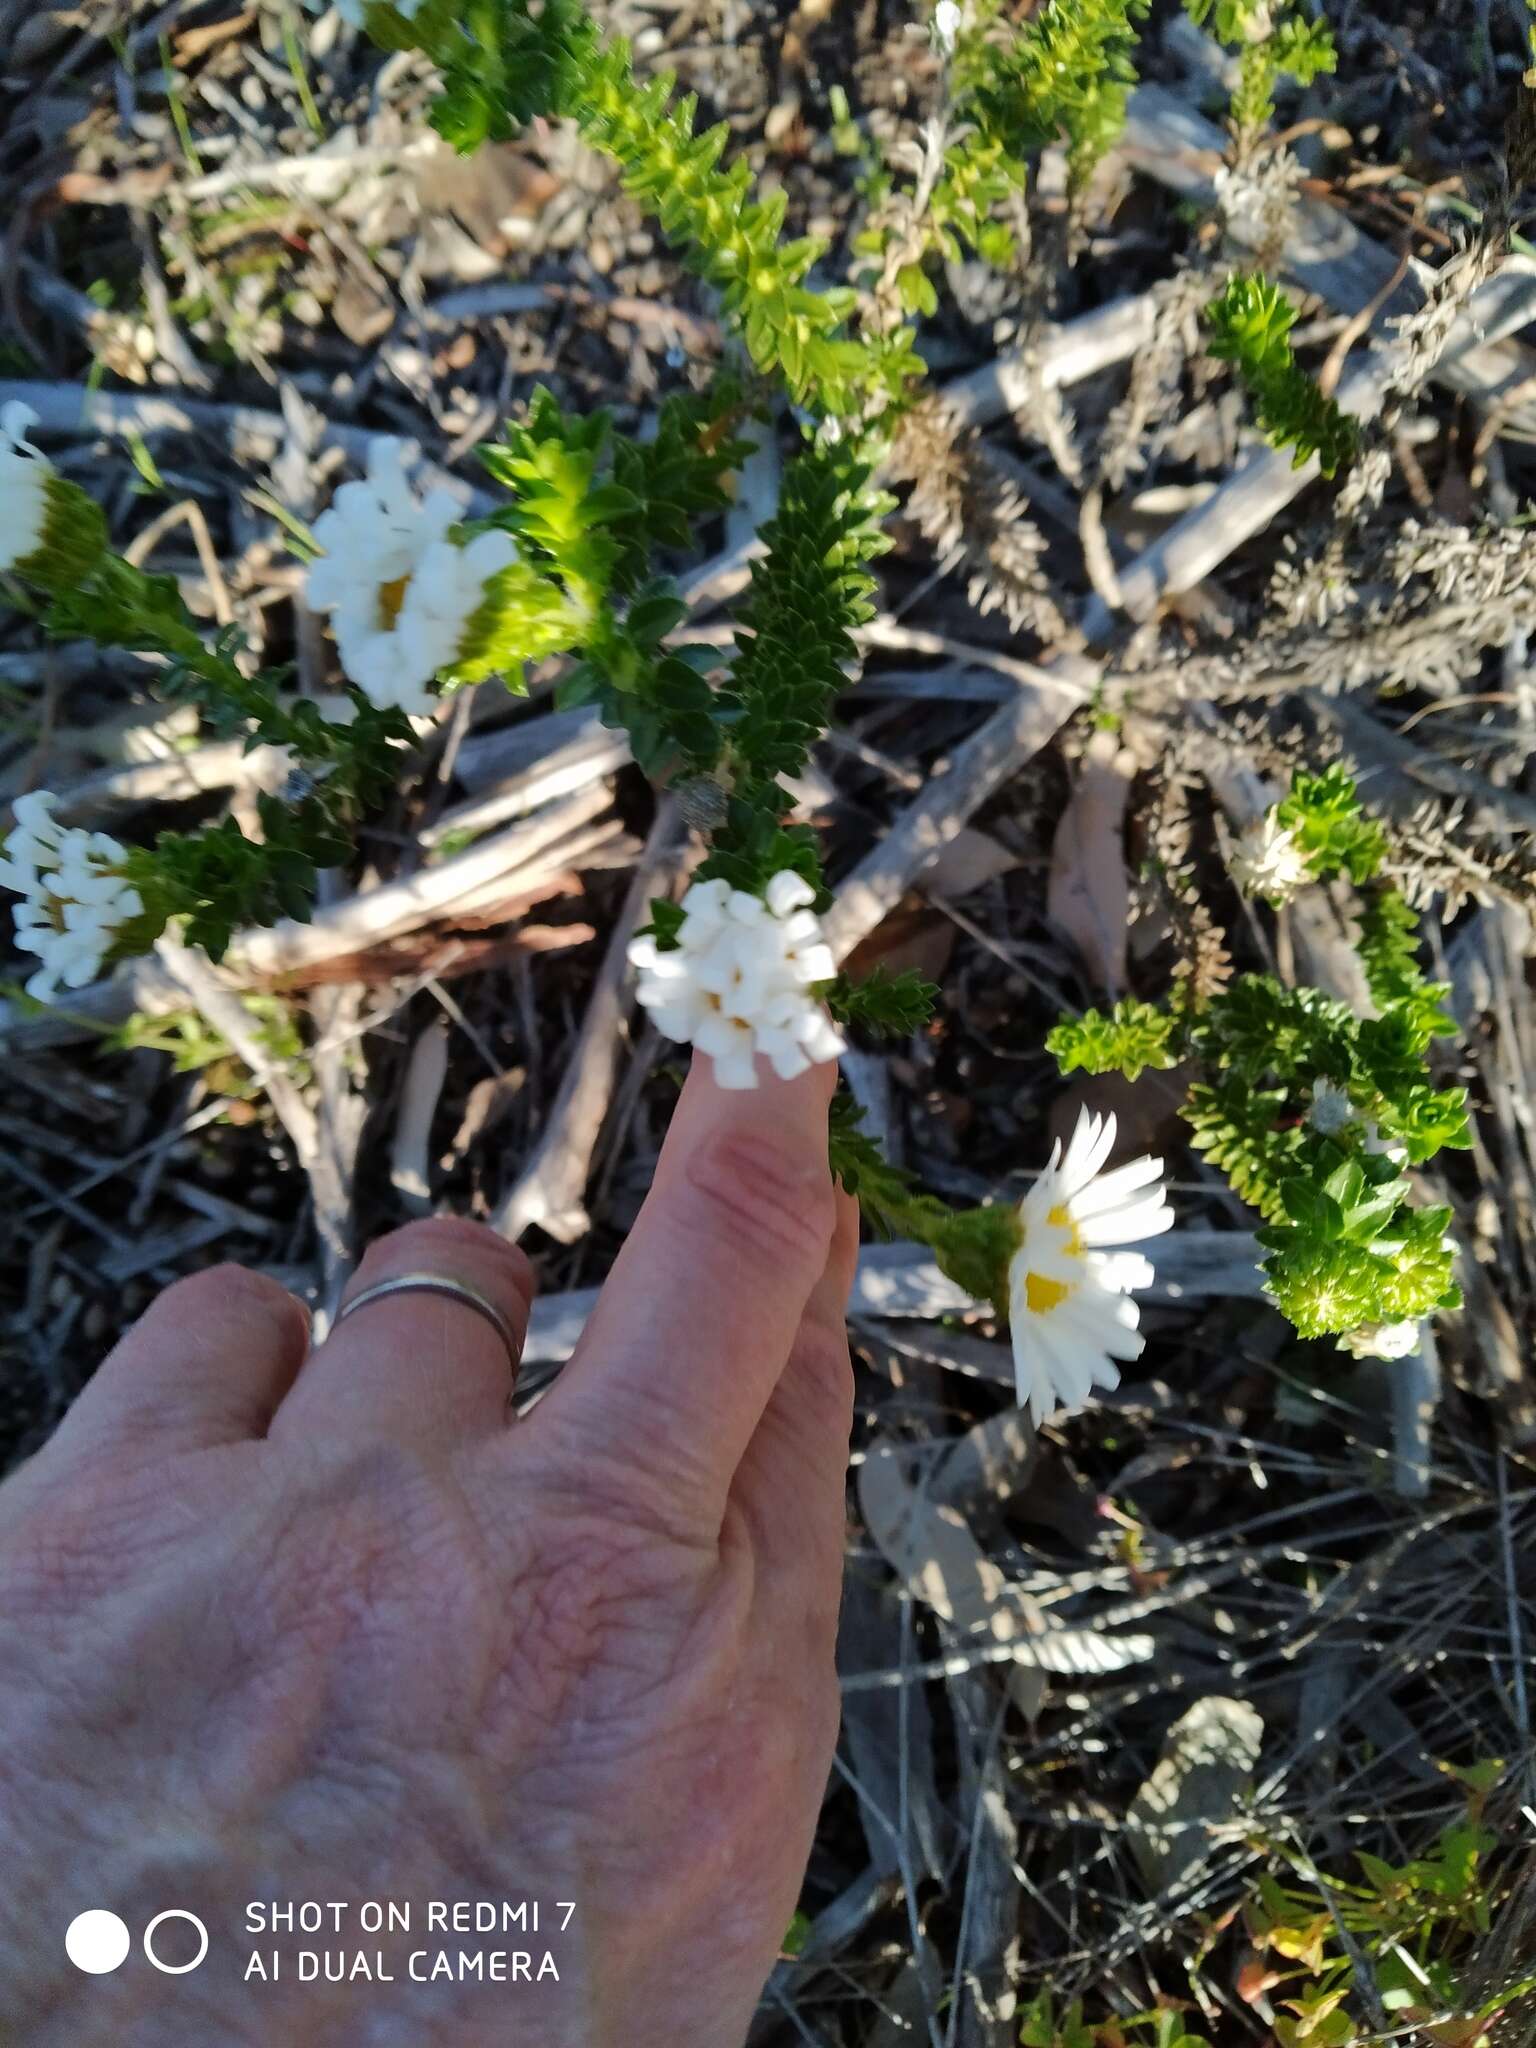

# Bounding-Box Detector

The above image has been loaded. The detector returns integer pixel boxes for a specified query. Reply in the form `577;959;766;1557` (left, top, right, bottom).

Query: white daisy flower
1230;811;1311;905
306;441;517;714
1008;1108;1174;1426
629;869;846;1091
1;792;142;1004
1337;1318;1420;1361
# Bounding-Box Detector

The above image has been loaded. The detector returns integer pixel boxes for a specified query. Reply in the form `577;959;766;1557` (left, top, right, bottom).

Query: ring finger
270;1217;535;1451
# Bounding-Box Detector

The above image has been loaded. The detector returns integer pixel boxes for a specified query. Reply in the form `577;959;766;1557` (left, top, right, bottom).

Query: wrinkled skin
0;1059;856;2047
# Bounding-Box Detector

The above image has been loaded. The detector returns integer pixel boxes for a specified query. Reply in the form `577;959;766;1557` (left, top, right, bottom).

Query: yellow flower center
377;574;411;627
1024;1272;1072;1315
1019;1204;1083;1318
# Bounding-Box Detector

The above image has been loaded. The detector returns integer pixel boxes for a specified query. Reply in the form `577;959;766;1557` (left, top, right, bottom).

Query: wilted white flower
1008;1108;1174;1427
306;441;517;714
629;871;845;1091
1337;1318;1421;1362
1213;151;1302;265
1307;1079;1355;1135
1230;811;1311;905
931;0;964;56
1;792;142;1004
0;404;56;575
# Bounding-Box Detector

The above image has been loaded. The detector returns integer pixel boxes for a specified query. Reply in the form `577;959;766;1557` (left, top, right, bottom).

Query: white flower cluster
1008;1108;1173;1426
0;403;53;576
306;441;516;715
0;793;143;1004
1230;810;1311;905
629;872;846;1090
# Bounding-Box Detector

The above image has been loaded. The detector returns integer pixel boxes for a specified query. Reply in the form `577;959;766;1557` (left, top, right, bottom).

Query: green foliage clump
1246;1765;1535;2045
1274;764;1389;883
826;966;937;1037
1206;275;1358;477
716;447;893;803
1019;1987;1210;2047
570;43;874;412
1049;770;1470;1348
32;555;415;957
359;0;596;151
1048;998;1179;1082
1186;0;1336;141
953;0;1151;193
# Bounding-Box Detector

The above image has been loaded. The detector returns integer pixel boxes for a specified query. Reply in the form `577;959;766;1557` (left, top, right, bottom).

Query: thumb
526;1051;841;1535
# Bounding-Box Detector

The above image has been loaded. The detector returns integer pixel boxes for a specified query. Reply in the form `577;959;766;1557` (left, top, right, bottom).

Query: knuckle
682;1129;837;1271
151;1262;305;1341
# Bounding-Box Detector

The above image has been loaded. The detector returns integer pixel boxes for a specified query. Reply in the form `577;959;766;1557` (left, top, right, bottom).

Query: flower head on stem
1008;1107;1173;1426
629;871;845;1091
306;440;517;713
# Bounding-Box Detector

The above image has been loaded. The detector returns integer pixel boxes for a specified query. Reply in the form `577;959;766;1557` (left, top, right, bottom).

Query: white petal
1058;1108;1118;1197
1076;1194;1174;1247
1067;1152;1164;1218
766;870;816;918
708;1046;759;1090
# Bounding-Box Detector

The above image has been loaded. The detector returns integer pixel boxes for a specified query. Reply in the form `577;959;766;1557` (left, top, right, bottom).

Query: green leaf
1207;275;1357;478
1275;765;1388;885
827;967;937;1036
1281;1179;1344;1238
1047;998;1180;1082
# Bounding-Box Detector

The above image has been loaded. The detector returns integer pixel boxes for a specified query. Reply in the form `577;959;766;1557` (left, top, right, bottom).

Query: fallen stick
0;790;619;1047
493;800;683;1243
823;656;1096;961
428;717;632;844
231;784;613;984
520;1229;1263;1370
940;293;1159;430
1121;84;1536;423
0;379;494;516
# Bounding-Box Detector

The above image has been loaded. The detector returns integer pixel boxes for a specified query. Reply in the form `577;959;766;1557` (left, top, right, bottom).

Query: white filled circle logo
143;1910;209;1974
65;1910;131;1975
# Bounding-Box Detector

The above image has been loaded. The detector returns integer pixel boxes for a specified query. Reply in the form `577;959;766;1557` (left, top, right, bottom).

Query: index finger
522;1053;841;1536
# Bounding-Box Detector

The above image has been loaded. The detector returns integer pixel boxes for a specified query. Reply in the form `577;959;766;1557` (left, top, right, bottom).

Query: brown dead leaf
1047;728;1135;993
842;896;955;987
924;825;1020;899
1045;1064;1194;1165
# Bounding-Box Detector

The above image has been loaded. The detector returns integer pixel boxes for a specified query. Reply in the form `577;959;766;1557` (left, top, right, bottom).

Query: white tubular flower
1230;811;1311;905
628;870;846;1091
1;793;142;1004
1008;1108;1174;1426
0;405;50;574
932;0;964;56
1337;1318;1421;1361
306;441;517;714
0;403;103;587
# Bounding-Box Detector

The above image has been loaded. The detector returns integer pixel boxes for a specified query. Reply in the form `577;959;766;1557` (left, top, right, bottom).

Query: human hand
0;1056;857;2048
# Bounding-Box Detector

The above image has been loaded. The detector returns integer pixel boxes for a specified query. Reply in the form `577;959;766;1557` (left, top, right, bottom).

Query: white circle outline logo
143;1909;209;1975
